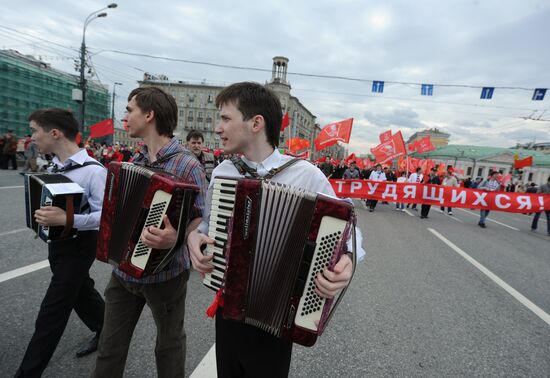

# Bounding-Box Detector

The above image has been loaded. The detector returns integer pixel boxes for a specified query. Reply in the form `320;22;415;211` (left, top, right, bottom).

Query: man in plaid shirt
92;87;207;378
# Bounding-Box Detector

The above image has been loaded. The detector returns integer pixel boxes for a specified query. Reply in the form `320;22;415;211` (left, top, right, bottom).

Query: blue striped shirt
114;137;208;284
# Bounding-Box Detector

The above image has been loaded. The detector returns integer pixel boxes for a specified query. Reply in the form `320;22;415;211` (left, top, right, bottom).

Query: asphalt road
1;169;548;377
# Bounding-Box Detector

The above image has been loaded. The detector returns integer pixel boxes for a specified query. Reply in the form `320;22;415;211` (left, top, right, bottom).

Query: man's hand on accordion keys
140;215;178;250
187;229;215;275
314;253;353;299
34;206;66;227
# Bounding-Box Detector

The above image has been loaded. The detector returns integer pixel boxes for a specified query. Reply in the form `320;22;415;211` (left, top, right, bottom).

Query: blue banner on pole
421;84;433;96
372;81;384;93
480;87;494;99
532;88;547;101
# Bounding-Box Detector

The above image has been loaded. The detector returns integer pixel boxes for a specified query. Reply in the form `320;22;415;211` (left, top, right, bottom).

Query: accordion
97;162;199;278
24;173;84;242
203;177;356;347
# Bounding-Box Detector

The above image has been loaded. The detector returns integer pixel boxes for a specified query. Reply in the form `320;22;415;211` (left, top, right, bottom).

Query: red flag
407;140;418;152
314;156;328;164
370;130;407;164
331;159;340;167
355;159;365;170
280;112;290;132
286;137;310;153
314;118;353;151
514;156;533;169
379;130;392;143
415;136;436;154
75;132;82;146
344;153;356;165
89;119;114;138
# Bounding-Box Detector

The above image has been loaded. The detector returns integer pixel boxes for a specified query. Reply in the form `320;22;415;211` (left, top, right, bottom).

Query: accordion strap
60;194;75;239
230;156;301;180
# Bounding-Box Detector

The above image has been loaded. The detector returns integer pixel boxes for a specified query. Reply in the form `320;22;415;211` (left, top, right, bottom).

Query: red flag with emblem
379;129;392;143
415;136;436;154
344;153;356;165
370;130;407;164
314;118;353;151
287;137;310;153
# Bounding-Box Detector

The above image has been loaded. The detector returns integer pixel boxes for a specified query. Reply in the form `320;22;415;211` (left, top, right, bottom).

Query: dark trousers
15;231;104;378
421;204;431;217
531;210;550;234
92;270;189;378
215;308;293;378
4;153;17;169
368;199;378;210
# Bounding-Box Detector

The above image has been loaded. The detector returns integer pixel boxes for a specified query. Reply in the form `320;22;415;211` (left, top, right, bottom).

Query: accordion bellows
203;177;355;346
97;162;198;278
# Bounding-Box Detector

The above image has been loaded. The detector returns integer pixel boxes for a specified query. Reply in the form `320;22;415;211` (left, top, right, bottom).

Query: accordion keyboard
130;190;172;270
203;178;237;291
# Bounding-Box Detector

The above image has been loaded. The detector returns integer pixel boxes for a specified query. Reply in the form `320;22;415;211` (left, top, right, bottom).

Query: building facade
0;49;110;138
137;57;346;159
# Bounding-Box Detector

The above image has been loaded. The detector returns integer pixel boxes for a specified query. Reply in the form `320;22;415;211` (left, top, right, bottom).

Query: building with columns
414;144;550;185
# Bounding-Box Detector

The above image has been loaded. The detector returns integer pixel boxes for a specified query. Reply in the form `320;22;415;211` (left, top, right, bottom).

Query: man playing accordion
188;82;363;378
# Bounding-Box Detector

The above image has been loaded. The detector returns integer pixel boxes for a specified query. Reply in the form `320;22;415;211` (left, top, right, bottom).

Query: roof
413;144;550;167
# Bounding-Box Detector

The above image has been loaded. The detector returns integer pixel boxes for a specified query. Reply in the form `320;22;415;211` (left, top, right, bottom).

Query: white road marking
0;260;49;283
403;209;415;217
190;343;217;378
0;185;24;190
0;228;28;237
428;228;550;326
445;214;463;223
457;209;519;231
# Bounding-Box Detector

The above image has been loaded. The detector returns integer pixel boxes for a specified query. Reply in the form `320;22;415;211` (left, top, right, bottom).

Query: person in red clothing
110;144;124;162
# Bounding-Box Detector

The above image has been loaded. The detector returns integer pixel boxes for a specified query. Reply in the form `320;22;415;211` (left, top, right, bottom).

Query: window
179;110;184;116
477;167;483;177
466;167;472;176
207;94;213;103
528;172;533;181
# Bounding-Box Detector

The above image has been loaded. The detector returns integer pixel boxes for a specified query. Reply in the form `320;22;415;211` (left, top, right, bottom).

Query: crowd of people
314;158;549;233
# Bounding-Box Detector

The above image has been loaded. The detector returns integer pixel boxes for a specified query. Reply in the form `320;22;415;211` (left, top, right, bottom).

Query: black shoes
76;333;100;358
478;222;486;228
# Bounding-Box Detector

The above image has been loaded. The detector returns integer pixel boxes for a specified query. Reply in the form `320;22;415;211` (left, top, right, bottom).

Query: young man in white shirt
407;167;423;211
187;82;357;378
367;164;386;212
16;109;106;377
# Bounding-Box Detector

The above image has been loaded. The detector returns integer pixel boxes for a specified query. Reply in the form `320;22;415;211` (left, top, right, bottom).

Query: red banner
415;136;436;153
379;129;392;143
514;156;533;169
329;180;550;212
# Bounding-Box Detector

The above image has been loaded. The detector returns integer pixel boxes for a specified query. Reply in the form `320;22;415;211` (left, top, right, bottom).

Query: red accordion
203;177;356;347
97;162;198;278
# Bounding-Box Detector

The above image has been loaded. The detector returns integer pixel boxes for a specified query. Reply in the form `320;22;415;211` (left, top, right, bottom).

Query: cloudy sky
1;0;549;154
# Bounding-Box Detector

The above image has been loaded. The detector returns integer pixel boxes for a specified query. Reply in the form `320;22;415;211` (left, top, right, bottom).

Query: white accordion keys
203;178;237;291
130;190;172;270
294;216;347;331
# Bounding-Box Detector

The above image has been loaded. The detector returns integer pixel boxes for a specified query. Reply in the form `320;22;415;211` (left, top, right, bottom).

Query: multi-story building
138;57;346;159
0;49;110;138
514;141;550;154
407;128;450;148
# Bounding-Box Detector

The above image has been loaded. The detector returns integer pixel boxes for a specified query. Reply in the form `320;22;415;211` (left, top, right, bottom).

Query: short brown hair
28;108;79;141
128;87;177;137
215;82;282;148
186;130;204;142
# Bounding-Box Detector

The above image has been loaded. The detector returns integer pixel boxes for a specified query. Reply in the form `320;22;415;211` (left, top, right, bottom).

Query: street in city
1;170;548;377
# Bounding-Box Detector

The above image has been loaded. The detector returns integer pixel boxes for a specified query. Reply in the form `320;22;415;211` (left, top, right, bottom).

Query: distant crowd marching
2;128;549;236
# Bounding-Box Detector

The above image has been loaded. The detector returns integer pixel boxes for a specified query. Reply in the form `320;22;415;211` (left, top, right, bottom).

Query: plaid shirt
114;137;207;284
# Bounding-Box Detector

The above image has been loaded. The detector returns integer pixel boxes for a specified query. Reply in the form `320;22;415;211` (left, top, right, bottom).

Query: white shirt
51;149;106;230
369;170;386;181
397;177;407;183
408;172;423;183
197;149;365;260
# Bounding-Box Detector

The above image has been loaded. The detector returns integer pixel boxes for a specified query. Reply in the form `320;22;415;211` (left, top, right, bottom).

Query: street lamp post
111;82;122;121
78;3;117;133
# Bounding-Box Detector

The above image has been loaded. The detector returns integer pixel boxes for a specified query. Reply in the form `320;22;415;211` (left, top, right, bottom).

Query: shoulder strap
53;160;104;173
229;156;301;180
263;158;301;180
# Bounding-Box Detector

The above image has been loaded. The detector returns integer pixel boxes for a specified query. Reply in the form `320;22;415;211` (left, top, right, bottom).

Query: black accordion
203;176;356;346
97;162;199;278
24;173;84;242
